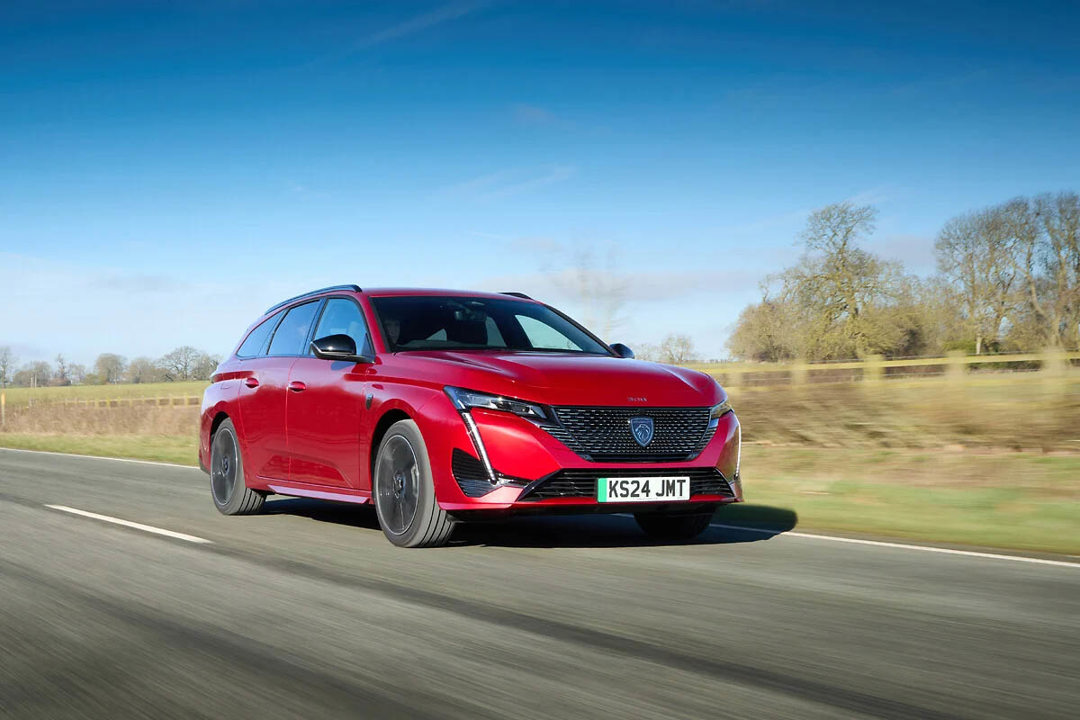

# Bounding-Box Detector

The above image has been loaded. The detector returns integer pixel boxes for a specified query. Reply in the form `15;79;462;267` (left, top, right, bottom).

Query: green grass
1;381;208;408
1;431;1076;554
0;433;199;466
724;445;1080;555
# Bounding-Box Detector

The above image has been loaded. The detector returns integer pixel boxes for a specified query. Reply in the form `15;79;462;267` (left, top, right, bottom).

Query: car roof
361;287;537;301
265;286;538;315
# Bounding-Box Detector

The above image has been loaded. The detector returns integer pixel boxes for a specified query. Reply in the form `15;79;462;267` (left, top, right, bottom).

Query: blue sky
2;0;1078;366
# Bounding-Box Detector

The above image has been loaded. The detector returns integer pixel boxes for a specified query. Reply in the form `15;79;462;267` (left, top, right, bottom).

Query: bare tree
935;205;1018;354
93;353;127;384
727;296;798;362
13;361;52;387
68;363;87;385
1009;193;1080;349
159;346;202;381
656;333;699;364
192;352;222;381
127;357;165;384
792;202;884;357
0;346;15;388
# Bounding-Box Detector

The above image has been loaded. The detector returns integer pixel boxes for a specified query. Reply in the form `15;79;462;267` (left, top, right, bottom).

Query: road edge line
0;446;199;470
708;522;1079;568
44;504;212;544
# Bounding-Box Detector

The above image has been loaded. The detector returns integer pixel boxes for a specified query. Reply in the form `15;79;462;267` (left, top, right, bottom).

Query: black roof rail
500;291;533;299
265;285;362;314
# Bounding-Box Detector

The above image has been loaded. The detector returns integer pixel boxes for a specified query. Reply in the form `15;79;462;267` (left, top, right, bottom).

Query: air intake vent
452;449;494;498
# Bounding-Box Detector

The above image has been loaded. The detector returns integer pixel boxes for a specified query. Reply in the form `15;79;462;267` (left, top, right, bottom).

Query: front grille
546;406;714;462
520;467;733;501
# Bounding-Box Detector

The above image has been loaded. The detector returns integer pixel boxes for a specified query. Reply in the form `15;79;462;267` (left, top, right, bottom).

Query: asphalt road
0;449;1077;719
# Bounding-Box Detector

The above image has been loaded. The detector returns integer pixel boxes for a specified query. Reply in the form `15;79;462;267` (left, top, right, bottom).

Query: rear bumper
426;401;743;513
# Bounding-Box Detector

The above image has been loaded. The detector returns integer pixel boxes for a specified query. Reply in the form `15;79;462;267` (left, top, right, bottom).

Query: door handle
288;381;307;392
244;377;259;388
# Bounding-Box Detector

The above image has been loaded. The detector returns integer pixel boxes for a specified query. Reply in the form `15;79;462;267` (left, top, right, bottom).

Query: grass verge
0;433;199;466
1;432;1076;555
723;445;1080;555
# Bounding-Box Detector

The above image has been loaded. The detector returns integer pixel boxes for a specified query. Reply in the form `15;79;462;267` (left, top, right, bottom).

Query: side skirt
267;483;371;504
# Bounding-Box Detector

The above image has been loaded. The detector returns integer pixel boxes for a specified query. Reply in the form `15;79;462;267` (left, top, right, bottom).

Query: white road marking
708;523;1079;569
610;512;1078;568
44;505;212;544
0;446;199;470
5;449;1075;567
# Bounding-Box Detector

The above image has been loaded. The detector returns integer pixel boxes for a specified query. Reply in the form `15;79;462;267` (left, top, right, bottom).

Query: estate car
200;285;742;547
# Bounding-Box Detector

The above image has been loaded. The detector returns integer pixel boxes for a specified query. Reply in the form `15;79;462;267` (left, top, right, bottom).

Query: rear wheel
210;419;265;515
372;419;454;548
634;510;713;541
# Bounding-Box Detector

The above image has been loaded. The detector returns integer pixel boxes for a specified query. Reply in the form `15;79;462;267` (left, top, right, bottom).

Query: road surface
0;448;1076;719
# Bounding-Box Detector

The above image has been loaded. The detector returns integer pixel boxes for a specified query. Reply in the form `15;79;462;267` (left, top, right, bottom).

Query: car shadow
453;505;799;548
262;497;798;549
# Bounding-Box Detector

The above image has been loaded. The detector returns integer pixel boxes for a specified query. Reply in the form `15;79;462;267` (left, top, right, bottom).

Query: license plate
597;477;691;503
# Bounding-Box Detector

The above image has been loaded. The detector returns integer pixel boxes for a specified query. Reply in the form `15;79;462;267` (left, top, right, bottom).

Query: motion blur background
1;0;1077;553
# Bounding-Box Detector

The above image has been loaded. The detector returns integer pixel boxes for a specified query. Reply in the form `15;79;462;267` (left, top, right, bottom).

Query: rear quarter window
267;302;320;356
236;311;282;358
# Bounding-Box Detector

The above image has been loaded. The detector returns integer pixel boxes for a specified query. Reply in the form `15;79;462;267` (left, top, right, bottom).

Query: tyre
634;510;713;541
372;419;454;548
210;418;265;516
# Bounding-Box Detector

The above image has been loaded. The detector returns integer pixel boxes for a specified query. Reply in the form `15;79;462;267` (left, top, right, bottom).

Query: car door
238;301;320;481
287;296;374;489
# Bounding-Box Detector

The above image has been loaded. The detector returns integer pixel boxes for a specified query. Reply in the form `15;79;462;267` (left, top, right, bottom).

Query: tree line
729;191;1079;361
0;346;221;388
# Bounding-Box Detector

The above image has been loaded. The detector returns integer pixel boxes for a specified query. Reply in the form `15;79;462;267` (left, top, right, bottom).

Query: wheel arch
369;408;413;478
210;410;231;440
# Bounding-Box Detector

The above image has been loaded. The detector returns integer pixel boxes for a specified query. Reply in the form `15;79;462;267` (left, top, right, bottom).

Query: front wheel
372;419;454;548
634;510;713;541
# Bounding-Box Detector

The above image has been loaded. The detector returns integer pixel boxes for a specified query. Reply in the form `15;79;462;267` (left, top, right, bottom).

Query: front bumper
426;402;742;513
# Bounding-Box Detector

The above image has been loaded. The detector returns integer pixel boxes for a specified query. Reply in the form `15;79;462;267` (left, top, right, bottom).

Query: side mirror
310;334;373;364
610;343;635;359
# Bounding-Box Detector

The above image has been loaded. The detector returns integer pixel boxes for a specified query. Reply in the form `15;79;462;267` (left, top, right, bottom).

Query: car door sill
267;483;371;504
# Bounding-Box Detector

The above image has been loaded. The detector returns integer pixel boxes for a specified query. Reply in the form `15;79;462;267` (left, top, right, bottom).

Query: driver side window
311;298;370;355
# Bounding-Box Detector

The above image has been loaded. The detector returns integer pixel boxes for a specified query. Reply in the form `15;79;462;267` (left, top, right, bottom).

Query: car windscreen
369;296;612;355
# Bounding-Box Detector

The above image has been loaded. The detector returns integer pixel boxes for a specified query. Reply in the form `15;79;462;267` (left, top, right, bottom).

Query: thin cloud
437;165;577;202
512;103;558;126
355;1;487;49
480;268;757;302
302;1;489;68
847;186;894;206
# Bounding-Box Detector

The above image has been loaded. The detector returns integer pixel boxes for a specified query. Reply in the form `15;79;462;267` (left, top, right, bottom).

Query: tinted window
311;298;370;355
370;296;610;354
236;311;281;358
267;302;320;356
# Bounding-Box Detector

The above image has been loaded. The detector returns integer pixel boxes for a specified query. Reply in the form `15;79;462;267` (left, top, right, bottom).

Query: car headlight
444;387;550;422
709;399;733;425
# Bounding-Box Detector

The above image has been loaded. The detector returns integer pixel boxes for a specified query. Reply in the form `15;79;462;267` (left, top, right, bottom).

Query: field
0;380;208;409
1;373;1077;554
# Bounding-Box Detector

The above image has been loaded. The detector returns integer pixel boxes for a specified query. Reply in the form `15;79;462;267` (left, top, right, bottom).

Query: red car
200;285;742;547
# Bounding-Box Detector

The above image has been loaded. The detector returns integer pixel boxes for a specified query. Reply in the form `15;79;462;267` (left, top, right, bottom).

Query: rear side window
236;312;281;358
267;302;320;356
311;298;371;355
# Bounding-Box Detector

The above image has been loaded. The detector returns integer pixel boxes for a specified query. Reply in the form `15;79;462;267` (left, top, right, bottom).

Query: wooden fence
690;349;1079;389
1;349;1076;428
